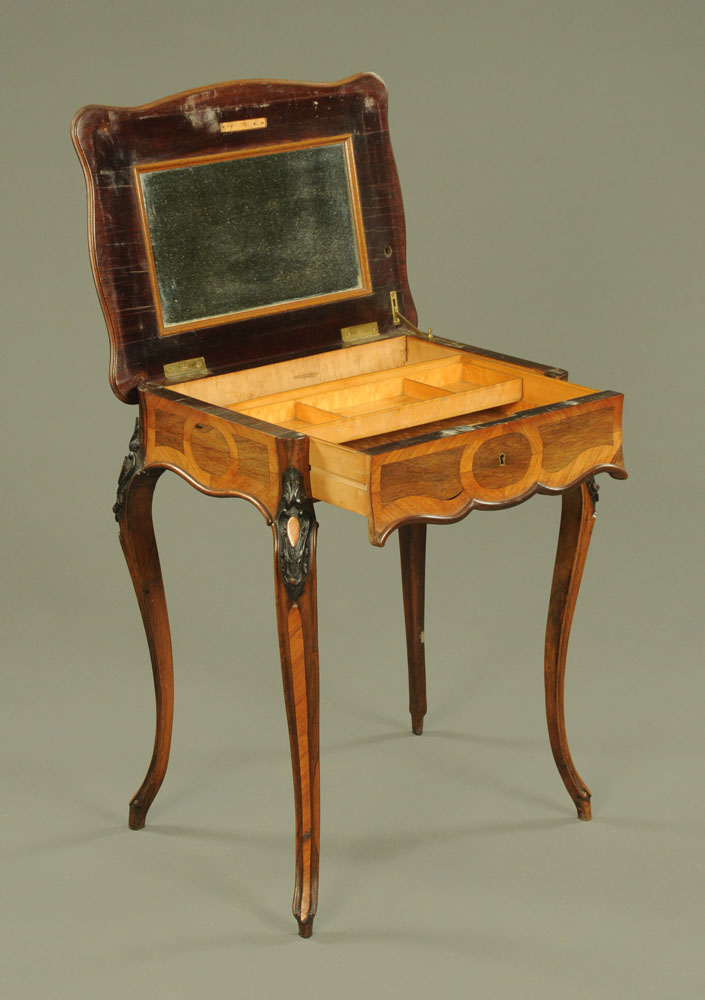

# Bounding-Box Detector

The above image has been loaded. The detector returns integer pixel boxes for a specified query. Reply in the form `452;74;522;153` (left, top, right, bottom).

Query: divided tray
230;354;522;443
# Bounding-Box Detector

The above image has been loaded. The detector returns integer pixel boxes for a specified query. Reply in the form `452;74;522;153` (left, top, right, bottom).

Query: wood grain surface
367;391;626;545
399;523;427;735
114;448;174;831
545;480;598;819
271;439;320;938
141;384;286;522
71;74;416;402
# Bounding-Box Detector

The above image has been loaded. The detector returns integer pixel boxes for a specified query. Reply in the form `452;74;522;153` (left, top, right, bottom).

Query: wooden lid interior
72;74;416;402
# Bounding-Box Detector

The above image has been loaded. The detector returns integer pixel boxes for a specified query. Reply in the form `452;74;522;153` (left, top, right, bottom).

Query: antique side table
72;73;627;937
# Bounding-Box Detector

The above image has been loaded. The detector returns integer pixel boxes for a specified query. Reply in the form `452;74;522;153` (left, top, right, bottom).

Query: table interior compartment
168;335;599;452
233;354;524;442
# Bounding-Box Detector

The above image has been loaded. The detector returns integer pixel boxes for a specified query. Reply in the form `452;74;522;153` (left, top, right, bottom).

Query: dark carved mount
113;418;143;521
275;467;316;601
586;475;600;505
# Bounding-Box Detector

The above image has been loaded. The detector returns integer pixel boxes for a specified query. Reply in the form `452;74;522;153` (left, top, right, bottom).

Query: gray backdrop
2;2;703;998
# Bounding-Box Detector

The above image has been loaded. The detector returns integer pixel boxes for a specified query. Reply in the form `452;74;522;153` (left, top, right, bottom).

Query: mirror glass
138;139;366;333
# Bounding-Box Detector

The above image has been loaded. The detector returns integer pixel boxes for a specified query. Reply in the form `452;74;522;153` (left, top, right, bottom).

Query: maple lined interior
226;355;521;443
174;335;597;447
159;334;604;518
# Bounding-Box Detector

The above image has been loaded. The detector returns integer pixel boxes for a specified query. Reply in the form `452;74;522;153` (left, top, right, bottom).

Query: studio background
2;2;702;998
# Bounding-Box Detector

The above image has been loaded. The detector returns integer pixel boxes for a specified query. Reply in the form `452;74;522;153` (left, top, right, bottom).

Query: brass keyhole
498;452;506;467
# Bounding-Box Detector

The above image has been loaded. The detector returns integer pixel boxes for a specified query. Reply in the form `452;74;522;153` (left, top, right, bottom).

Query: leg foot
273;463;320;935
399;523;427;735
117;442;174;831
128;799;148;830
297;917;314;938
545;480;596;818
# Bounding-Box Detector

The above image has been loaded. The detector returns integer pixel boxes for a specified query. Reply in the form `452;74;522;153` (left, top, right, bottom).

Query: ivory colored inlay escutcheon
287;516;300;547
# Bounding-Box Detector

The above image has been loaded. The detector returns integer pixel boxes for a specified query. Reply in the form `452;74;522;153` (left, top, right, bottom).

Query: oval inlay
190;423;232;475
472;432;532;488
287;516;300;547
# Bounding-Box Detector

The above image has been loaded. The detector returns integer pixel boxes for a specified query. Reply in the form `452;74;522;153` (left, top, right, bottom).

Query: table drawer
308;388;625;544
358;391;625;543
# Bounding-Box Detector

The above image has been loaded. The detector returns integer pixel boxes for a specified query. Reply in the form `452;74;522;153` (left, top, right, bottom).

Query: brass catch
220;117;267;133
341;321;380;344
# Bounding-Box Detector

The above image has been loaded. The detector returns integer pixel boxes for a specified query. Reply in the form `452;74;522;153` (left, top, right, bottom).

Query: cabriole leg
399;522;427;735
545;477;598;820
114;422;174;831
272;466;320;937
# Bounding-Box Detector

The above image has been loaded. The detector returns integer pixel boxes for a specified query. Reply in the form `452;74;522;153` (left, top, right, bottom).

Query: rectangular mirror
135;135;371;336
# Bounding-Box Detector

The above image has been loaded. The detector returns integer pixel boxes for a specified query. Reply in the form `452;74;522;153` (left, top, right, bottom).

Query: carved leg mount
399;522;427;734
545;477;598;820
272;457;320;937
114;419;175;831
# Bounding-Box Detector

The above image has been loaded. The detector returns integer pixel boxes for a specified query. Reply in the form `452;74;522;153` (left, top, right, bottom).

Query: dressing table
72;73;627;937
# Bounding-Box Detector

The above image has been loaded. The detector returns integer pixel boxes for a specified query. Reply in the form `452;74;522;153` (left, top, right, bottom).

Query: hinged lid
72;73;417;402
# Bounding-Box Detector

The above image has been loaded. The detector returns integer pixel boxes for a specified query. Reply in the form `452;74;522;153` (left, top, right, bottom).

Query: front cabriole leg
399;522;428;734
114;418;174;831
545;476;599;820
272;451;320;938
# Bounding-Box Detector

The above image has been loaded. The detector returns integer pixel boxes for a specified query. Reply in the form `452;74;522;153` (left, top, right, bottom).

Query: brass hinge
163;356;208;381
341;320;380;344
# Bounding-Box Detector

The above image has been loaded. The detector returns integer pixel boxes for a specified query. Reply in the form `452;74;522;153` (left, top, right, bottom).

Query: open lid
72;73;417;403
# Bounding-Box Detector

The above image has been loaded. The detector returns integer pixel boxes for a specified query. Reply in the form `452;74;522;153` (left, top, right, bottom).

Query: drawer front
368;392;625;544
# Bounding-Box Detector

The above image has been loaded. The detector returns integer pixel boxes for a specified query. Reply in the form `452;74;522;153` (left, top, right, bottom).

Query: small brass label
163;356;207;380
341;321;380;344
220;117;268;133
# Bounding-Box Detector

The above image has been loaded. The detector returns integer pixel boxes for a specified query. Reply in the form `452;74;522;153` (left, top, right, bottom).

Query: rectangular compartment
231;352;523;443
